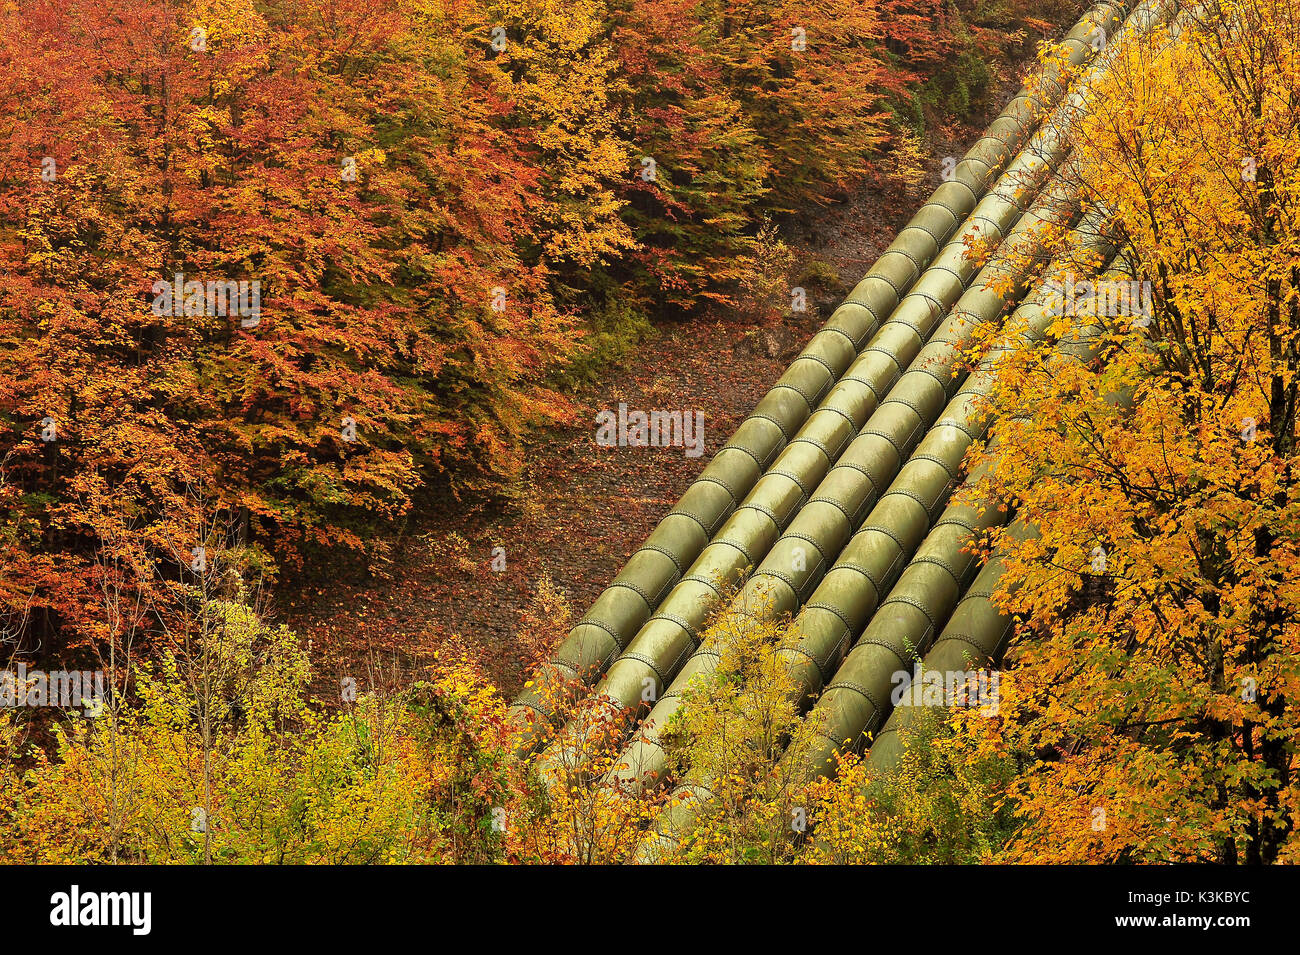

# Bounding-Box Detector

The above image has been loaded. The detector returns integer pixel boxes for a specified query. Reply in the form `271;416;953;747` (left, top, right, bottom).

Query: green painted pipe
614;226;1118;792
508;0;1132;755
627;236;1124;860
599;0;1177;786
793;260;1131;781
862;518;1033;774
527;0;1154;764
863;255;1140;774
630;1;1180;855
536;174;1091;789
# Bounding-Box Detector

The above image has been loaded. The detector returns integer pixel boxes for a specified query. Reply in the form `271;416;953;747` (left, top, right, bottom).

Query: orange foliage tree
0;0;1068;657
964;0;1300;863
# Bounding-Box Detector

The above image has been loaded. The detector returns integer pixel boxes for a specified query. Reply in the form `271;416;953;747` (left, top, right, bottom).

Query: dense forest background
0;0;1064;655
3;0;1296;866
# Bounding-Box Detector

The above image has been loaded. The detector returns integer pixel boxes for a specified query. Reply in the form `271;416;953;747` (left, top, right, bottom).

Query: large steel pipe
509;0;1133;755
862;519;1032;773
628;236;1124;860
863;257;1138;774
535;175;1080;783
601;0;1177;787
559;173;1087;780
793;260;1131;781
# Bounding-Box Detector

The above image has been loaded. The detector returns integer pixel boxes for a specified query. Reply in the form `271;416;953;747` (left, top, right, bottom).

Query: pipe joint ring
931;631;996;664
771;381;819;412
858;347;906;378
833;460;883;502
942;177;979;205
749;411;792;445
840;372;885;405
649;610;699;645
573;617;629;653
790;434;836;463
817;403;861;436
628;732;668;755
609;579;661;611
854;637;920;668
908;452;960;480
823;324;866;355
545;658;583;681
825;679;884;717
854;271;905;300
682;574;728;600
933;515;979;536
808;494;855;529
924;198;966;223
911;363;958;399
854;522;907;554
754;567;809;604
917;201;961;232
720;440;767;472
692;646;723;665
512;698;554;724
669;506;722;539
794;348;839;383
883;486;944;521
738;500;785;531
836;560;884;595
836;300;885;335
879;391;933;422
638;542;685;576
858;427;907;461
886;243;925;276
695;474;740;506
802;603;855;651
715;536;758;572
767;468;812;499
966;214;1006;240
925;262;972;292
889;320;930;344
882;592;938;631
935;419;980;442
910;555;964;588
972;131;1016;156
617;652;670;692
783;531;829;565
908;289;949;317
899;221;947;248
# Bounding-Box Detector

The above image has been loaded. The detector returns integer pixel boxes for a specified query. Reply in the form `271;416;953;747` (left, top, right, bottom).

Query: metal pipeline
509;0;1134;756
630;239;1128;862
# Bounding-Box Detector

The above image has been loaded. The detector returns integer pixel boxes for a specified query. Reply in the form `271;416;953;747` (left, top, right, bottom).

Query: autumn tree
964;0;1300;863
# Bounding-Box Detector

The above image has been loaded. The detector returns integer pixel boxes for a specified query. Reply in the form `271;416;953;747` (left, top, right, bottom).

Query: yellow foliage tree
656;593;824;864
963;0;1300;864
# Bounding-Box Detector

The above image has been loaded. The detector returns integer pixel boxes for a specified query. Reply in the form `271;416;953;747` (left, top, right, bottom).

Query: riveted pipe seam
908;452;960;481
692;476;740;508
878;485;944;528
649;610;699;644
782;531;834;567
712;537;759;572
607;579;670;613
